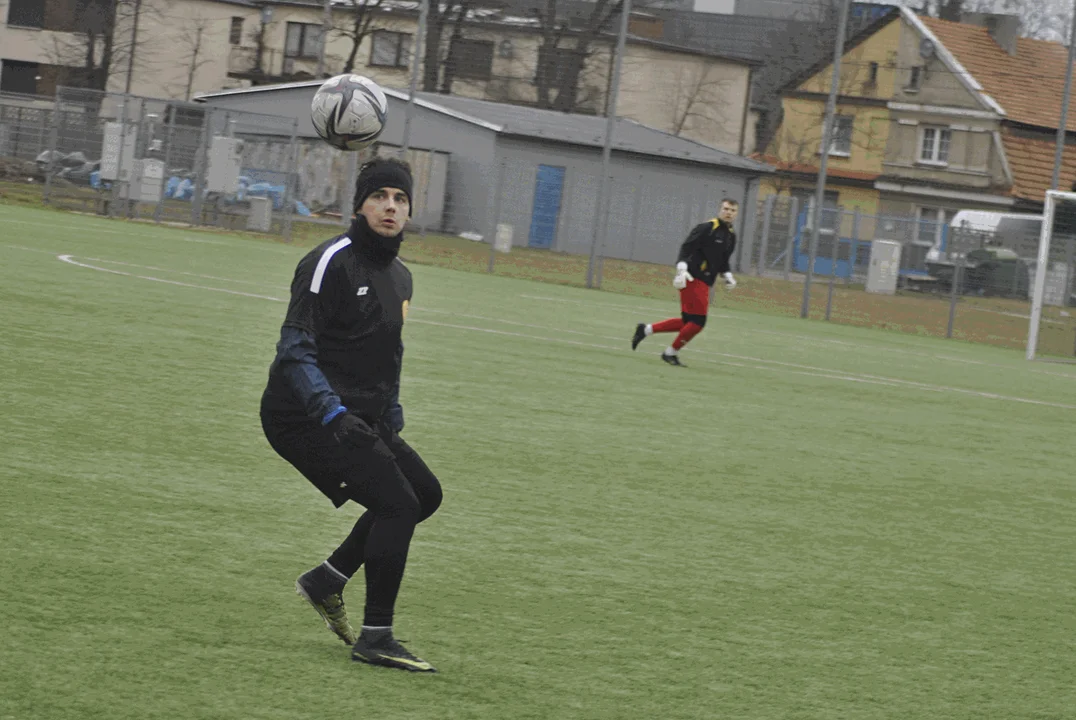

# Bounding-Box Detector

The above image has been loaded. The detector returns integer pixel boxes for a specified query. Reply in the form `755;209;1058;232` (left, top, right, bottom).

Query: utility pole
800;0;851;319
1051;6;1076;190
401;0;428;156
585;0;632;289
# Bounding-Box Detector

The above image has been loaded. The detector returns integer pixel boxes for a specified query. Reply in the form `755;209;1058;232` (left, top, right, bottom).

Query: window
868;61;879;84
907;65;922;91
829;115;853;156
449;39;494;80
913;207;954;267
536;46;579;85
920;126;951;164
229;17;244;46
285;22;323;59
0;59;40;94
7;0;44;28
794;189;840;234
370;31;412;68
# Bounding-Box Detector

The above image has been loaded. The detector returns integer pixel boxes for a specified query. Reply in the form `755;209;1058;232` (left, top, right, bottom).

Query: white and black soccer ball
310;74;388;151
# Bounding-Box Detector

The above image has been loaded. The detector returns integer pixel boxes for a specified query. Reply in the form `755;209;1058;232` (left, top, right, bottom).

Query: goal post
1027;190;1076;361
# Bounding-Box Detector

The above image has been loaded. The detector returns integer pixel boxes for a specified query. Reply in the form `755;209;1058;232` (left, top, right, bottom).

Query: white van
937;210;1075;305
927;210;1042;263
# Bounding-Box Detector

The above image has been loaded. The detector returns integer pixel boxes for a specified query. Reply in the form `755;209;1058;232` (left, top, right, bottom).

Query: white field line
56;255;287;302
521;291;1076;380
36;251;1076;410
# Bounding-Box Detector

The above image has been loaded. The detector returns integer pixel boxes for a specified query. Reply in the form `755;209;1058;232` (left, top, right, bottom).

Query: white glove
724;272;737;290
673;261;693;290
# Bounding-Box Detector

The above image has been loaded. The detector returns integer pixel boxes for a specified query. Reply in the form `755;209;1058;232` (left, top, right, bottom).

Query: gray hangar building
196;82;771;266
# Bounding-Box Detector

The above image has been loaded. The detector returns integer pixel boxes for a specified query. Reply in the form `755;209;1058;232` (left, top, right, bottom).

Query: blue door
528;165;566;249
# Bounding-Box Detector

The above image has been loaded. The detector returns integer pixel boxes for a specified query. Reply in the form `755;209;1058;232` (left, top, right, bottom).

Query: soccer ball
310;74;388;151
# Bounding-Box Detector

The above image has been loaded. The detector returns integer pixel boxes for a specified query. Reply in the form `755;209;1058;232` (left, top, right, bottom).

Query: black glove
327;412;395;461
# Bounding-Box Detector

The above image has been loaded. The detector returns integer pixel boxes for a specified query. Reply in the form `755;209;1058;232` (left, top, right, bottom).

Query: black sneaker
631;323;647;350
295;566;357;645
352;630;436;672
661;352;685;367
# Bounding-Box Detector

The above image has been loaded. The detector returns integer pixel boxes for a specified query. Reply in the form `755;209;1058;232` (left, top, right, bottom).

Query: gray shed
196;82;771;266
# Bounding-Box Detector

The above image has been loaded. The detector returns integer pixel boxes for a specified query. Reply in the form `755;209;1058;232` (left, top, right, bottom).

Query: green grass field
2;204;1075;720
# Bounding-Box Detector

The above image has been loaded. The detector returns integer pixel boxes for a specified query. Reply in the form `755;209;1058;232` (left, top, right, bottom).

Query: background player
631;199;739;366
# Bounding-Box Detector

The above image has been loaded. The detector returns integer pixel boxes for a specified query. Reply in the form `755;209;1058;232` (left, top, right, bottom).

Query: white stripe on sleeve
310;237;352;294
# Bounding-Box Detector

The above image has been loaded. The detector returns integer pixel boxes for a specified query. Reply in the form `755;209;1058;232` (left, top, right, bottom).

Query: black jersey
262;230;412;425
677;218;737;287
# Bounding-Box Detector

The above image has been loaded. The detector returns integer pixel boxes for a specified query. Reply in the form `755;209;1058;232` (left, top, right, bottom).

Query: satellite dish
919;38;935;59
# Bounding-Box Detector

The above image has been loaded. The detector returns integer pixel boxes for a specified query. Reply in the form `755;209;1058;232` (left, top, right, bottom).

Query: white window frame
919;125;951;166
285;22;323;59
798;191;841;236
915;206;953;251
827;115;854;157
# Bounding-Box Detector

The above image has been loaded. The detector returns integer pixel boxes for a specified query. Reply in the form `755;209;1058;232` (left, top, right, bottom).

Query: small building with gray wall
196;82;771;267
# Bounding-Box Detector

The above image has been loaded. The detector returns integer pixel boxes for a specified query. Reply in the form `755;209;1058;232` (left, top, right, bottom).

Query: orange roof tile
921;16;1073;131
1001;133;1076;202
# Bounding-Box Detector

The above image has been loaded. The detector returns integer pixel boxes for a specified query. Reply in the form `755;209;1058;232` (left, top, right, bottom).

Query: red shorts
679;278;710;316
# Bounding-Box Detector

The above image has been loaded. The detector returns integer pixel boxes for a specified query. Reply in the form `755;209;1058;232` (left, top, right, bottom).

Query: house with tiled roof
917;14;1076;207
761;7;1074;271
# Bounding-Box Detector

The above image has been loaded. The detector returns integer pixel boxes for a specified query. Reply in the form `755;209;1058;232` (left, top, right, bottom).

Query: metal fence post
13;106;22;159
595;175;615;287
190;109;210;227
109;95;131;219
627;175;643;261
756;194;774;276
487;160;507;274
784;197;799;282
827;207;854;321
42;89;62;206
946;226;966;339
282;118;300;242
153;105;177;224
343;150;359;228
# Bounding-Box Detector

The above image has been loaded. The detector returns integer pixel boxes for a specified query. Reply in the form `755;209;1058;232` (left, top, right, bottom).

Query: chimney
961;12;1021;56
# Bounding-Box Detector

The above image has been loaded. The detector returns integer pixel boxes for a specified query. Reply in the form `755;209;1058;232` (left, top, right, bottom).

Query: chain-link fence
734;195;1076;356
40;86;303;236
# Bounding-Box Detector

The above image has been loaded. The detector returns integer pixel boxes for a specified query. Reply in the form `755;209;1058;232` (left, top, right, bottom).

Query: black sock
326;511;375;579
362;515;417;627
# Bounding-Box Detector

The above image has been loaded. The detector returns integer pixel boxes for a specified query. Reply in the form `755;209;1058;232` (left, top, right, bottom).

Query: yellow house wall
772;97;889;176
798;18;901;100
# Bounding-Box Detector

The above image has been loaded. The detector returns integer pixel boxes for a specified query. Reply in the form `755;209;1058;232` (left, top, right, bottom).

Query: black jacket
677;218;737;287
261;220;411;428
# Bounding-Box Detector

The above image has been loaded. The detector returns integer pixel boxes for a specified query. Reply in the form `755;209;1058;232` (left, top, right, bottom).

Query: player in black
631;199;739;366
260;158;442;673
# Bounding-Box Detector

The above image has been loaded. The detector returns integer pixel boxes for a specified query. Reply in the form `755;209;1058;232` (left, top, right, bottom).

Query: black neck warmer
348;215;403;265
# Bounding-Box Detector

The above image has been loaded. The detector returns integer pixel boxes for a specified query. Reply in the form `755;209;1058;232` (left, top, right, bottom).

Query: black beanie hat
353;158;414;216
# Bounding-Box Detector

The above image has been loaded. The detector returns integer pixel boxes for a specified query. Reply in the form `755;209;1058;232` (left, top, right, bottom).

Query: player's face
360;187;410;237
719;202;739;224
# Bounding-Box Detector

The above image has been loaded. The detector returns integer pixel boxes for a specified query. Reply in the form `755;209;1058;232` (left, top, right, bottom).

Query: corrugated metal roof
410;91;772;172
196;82;771;173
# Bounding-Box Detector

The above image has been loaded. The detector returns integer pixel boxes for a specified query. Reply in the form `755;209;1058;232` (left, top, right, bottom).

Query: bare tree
532;0;623;112
337;0;385;74
765;49;887;195
45;0;163;92
439;1;477;94
667;65;734;138
169;15;214;101
923;0;1073;42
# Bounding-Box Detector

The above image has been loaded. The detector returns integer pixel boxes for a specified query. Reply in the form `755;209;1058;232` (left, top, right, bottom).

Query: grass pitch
1;204;1074;719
